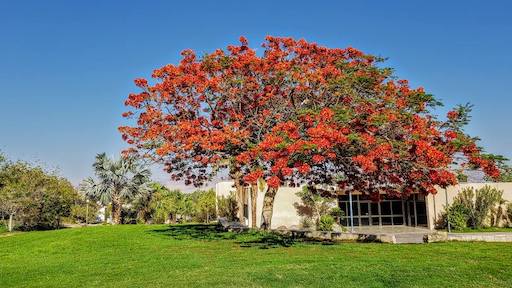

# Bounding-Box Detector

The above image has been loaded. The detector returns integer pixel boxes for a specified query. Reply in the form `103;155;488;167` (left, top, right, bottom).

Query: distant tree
0;161;32;231
149;186;185;224
194;189;216;223
0;160;77;231
79;153;151;224
70;197;100;224
20;173;76;230
217;191;238;221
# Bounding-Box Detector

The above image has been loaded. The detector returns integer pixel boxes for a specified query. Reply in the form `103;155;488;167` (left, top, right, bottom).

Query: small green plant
445;202;470;230
318;215;335;231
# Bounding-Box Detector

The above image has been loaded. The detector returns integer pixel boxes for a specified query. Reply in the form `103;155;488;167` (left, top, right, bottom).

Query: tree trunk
8;213;13;232
111;196;122;225
232;172;245;224
260;187;278;230
250;183;258;228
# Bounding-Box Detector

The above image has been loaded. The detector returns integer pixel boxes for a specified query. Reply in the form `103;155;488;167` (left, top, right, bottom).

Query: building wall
215;181;303;229
216;181;512;230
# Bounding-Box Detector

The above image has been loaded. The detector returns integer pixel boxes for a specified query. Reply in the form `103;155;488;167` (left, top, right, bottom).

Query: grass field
2;224;512;287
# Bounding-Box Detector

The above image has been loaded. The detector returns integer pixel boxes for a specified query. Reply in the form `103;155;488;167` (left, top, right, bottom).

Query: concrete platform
349;226;432;244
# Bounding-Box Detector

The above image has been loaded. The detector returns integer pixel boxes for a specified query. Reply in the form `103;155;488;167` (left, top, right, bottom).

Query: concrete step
394;233;426;244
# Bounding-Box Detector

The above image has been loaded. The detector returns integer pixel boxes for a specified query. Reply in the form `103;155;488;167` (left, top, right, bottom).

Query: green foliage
70;200;100;224
318;215;335;231
217;191;238;221
79;153;152;224
445;203;470;230
189;189;216;223
149;186;186;224
0;159;78;231
442;186;505;230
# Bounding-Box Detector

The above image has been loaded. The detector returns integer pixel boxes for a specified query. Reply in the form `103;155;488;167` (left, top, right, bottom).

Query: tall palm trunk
111;194;122;224
250;183;258;228
260;187;277;230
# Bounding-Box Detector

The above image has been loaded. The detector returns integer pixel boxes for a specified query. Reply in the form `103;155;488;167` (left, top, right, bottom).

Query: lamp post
349;191;354;233
445;188;451;233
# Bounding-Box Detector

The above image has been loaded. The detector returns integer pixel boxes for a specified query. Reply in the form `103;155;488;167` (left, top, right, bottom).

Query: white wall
215;181;303;229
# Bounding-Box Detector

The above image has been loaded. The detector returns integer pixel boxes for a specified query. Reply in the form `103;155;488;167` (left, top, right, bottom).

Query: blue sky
0;1;511;190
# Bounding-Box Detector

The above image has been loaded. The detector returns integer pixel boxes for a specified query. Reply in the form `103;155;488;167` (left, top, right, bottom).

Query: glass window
371;202;379;216
360;203;369;216
416;202;426;216
351;202;359;217
381;202;391;216
392;201;403;215
371;217;380;226
393;216;404;225
360;217;370;226
340;202;347;217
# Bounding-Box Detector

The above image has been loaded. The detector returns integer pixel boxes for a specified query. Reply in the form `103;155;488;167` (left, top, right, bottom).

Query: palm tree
79;153;151;224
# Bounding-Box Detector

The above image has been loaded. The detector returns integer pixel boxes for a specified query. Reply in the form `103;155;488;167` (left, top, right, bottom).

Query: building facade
215;181;512;230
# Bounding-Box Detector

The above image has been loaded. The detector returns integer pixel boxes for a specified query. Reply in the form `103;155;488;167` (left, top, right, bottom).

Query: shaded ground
149;224;311;248
2;224;512;287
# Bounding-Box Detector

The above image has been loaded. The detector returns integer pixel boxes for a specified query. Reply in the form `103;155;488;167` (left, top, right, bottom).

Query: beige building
215;181;512;230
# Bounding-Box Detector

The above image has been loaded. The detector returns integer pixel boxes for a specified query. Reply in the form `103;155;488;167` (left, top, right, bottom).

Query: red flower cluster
120;35;500;200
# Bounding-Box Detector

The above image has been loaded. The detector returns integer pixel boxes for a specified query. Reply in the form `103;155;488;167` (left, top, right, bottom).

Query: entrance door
406;194;427;227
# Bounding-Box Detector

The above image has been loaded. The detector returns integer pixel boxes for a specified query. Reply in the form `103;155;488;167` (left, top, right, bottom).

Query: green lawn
2;224;512;287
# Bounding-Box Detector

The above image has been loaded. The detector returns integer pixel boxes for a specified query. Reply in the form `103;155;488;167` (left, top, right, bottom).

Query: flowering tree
120;36;499;230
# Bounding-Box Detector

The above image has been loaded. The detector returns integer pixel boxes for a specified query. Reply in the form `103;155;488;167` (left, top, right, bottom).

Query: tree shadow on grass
148;224;334;249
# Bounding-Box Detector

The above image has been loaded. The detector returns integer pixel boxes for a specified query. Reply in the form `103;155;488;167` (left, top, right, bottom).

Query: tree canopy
120;36;500;228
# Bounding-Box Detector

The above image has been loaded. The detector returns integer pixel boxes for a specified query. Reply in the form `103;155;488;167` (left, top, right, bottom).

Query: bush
318;215;335;231
445;202;470;230
440;185;505;230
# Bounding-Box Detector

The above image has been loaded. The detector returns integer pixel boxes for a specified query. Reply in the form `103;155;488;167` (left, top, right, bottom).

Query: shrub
440;185;505;230
445;202;470;230
318;215;335;231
